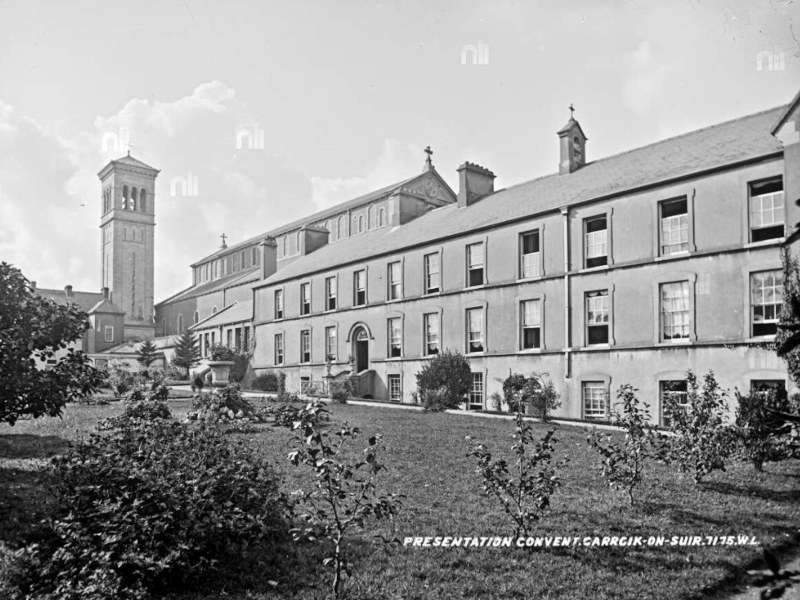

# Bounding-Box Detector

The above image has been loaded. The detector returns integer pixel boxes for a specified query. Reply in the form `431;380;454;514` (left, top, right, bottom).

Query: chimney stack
259;237;278;280
457;162;495;208
102;287;109;300
64;285;73;297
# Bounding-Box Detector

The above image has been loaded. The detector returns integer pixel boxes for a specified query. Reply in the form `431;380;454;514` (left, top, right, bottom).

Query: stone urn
206;361;235;385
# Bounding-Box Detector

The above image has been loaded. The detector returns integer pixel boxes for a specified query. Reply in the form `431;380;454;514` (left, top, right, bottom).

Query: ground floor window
582;381;608;420
660;380;688;427
469;372;484;410
750;379;786;400
300;376;311;394
388;374;402;402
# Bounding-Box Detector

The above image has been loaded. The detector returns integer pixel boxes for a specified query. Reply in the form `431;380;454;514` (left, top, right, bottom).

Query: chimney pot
64;285;73;297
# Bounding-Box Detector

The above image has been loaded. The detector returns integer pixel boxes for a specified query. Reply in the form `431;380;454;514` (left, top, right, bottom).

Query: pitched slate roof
157;266;261;305
36;288;106;313
104;334;179;355
255;105;786;288
191;300;253;330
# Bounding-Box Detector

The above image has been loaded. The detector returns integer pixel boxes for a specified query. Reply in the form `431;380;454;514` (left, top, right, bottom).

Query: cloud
310;139;423;210
0;81;312;300
621;40;673;116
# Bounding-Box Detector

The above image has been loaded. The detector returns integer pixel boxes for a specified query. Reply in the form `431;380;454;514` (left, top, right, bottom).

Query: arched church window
241;250;246;269
139;189;147;212
252;247;259;264
378;207;386;226
193;310;199;324
131;188;137;211
357;215;364;233
296;231;302;253
368;206;375;229
338;215;346;238
122;185;129;209
177;314;184;333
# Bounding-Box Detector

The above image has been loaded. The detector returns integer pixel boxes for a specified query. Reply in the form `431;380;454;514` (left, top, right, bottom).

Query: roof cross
220;233;228;249
569;103;575;118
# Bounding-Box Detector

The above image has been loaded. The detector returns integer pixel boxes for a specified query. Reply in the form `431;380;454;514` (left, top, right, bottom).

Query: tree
137;338;159;368
0;262;105;425
776;247;800;384
171;330;200;377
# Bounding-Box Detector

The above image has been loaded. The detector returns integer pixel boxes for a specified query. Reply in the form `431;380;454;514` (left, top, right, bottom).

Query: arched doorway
352;326;369;373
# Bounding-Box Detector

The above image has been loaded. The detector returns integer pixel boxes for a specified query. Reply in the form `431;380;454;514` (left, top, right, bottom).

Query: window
104;325;114;342
585;291;609;345
388;262;402;300
584;216;608;268
300;283;311;315
751;270;783;336
466;242;485;287
423;313;440;356
388;374;402;402
227;329;233;348
660;198;688;255
469;373;484;410
749;178;784;242
424;253;440;294
274;333;284;365
520;231;541;278
466;307;484;353
212;305;218;315
357;215;365;233
660;380;688;427
325;326;337;360
388;318;402;357
177;314;184;333
193;310;199;324
660;281;690;341
325;277;337;311
300;330;311;363
274;289;284;319
378;208;386;227
252;247;258;264
751;379;786;400
521;299;541;349
583;381;608;420
354;270;366;306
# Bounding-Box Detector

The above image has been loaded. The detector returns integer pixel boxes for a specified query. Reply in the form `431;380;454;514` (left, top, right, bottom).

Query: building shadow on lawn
0;433;71;460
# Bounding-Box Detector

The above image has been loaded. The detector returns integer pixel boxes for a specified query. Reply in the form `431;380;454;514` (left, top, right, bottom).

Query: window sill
745;238;785;249
466;351;487;357
423;290;441;297
464;284;487;291
519;347;542;354
385;356;403;362
655;251;691;262
581;344;611;351
656;338;693;347
745;336;777;343
517;274;544;283
579;264;610;274
386;298;404;304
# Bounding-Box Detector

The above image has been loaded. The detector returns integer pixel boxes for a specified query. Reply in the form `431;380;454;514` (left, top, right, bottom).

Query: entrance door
354;328;369;372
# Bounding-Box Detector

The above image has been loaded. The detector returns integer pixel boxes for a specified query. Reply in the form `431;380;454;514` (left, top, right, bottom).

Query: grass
1;400;799;599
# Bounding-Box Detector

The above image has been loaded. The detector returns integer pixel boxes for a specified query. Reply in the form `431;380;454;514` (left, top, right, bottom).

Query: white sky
0;0;798;299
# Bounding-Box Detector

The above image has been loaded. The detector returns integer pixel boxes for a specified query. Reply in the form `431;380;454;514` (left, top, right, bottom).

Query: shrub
489;391;503;412
108;360;135;399
587;385;667;506
252;371;281;392
415;350;472;410
734;387;798;471
229;352;251;383
164;363;189;382
665;370;736;483
7;421;287;600
420;386;452;412
502;373;528;413
98;400;171;431
186;384;268;427
209;344;236;362
192;374;205;392
329;380;350;404
280;401;403;600
502;372;561;421
467;414;567;538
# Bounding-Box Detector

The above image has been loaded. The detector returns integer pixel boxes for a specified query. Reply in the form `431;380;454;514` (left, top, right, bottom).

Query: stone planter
206;361;235;385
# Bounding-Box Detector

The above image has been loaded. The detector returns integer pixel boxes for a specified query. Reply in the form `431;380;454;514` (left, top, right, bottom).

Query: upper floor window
354;270;366;306
660;281;690;342
252;247;259;265
325;276;337;311
388;262;402;300
388;317;402;358
193;310;199;324
521;299;541;349
424;253;440;294
274;289;284;319
520;230;541;278
749;178;784;242
300;330;311;363
423;313;440;356
139;189;147;212
274;333;284;365
378;208;386;227
585;290;609;345
584;216;608;268
300;283;311;315
104;325;114;343
325;326;337;361
751;270;783;337
466;242;485;287
660;198;688;255
357;215;365;233
466;307;484;353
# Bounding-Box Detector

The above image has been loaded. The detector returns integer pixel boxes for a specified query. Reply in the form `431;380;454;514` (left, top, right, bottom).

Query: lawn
1;399;799;600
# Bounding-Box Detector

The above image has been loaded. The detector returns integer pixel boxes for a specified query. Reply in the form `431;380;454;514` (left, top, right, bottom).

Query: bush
6;421;287;600
252;371;282;392
192;374;205;392
186;384;269;427
164;363;189;382
501;373;561;420
420;386;452;412
415;350;472;411
665;370;737;483
502;373;528;413
209;344;236;362
734;387;798;471
98;400;171;431
329;380;350;404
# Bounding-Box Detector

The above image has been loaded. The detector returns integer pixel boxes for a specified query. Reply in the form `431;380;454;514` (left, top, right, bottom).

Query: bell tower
98;154;160;341
557;104;588;175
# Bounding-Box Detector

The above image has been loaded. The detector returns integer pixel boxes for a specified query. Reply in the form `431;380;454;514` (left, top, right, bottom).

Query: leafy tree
776;247;800;384
171;330;200;377
467;414;567;538
501;372;561;420
587;385;667;506
0;262;105;425
136;338;159;368
734;387;797;472
664;370;736;483
415;349;472;411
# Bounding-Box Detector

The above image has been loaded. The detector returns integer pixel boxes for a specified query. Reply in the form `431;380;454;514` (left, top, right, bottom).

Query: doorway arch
350;325;370;373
